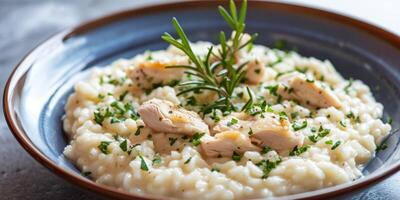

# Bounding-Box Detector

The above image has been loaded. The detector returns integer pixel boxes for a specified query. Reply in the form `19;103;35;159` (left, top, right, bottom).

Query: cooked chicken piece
249;116;303;151
213;112;303;151
244;59;266;85
126;52;187;93
152;133;185;154
138;98;210;136
277;73;342;109
201;131;261;158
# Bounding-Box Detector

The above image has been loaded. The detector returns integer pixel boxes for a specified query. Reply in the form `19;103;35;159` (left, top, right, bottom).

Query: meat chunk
152;133;185;154
277;73;342;108
249;115;303;151
138;98;209;136
126;52;187;93
213;112;303;151
244;59;266;85
200;131;261;158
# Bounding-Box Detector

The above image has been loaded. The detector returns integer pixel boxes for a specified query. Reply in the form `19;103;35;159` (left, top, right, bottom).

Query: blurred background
0;0;399;199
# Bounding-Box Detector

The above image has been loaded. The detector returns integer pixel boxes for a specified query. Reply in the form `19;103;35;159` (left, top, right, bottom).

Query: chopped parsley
305;79;315;83
386;116;393;125
325;140;341;150
119;139;128;152
139;155;149;171
308;126;331;143
108;76;127;86
290;112;299;119
211;167;220;172
376;143;388;152
295;67;307;74
254;68;261;74
152;154;162;164
186;96;197;106
98;94;105;100
292;120;308;131
232;151;241;162
82;171;92;177
119;91;129;101
110;117;124;124
311;127;317;133
93;101;139;125
98;141;111;154
256;158;282;179
244;100;268;116
169;137;178;146
331;141;341;150
99;76;104;85
189;132;205;146
346;111;361;123
227;118;238;126
184;157;192;164
289;145;309;156
261;146;273;154
146;53;153;61
134;125;144;136
248;128;253;135
344;78;353;94
279;111;288;121
339;120;347;127
274;39;286;50
325;140;333;145
93;108;113;125
265;85;278;96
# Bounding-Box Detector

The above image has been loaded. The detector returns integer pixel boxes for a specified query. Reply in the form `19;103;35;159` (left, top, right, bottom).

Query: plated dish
62;1;391;199
4;1;400;200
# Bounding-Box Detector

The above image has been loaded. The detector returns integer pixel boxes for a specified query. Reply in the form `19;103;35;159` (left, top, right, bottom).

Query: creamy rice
63;42;391;199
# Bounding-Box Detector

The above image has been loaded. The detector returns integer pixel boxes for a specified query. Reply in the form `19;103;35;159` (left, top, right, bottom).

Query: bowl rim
3;0;400;199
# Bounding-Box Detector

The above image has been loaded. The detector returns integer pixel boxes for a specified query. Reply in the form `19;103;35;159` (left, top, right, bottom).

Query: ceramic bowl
4;1;400;199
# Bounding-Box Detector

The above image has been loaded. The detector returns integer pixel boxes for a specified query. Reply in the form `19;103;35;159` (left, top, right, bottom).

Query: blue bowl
4;1;400;199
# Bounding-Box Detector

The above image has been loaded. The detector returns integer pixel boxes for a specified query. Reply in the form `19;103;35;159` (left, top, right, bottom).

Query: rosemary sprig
162;0;257;114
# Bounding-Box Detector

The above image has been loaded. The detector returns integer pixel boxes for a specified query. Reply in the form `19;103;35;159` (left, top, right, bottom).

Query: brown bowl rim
3;1;400;199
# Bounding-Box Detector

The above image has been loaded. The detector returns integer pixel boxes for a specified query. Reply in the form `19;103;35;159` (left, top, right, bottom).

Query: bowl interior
8;2;400;198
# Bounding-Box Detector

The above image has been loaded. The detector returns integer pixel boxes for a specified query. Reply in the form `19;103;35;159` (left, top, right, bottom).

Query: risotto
62;1;391;199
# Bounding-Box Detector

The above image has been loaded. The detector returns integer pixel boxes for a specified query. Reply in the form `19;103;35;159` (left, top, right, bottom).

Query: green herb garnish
261;146;272;154
308;126;331;143
292;120;307;131
376;143;388;152
227;117;238;126
339;120;347;127
344;78;353;94
119;139;128;152
139;155;149;171
98;141;111;154
211;167;220;172
119;91;129;101
289;145;309;156
331;141;341;150
152;154;162;164
256;158;282;179
169;137;178;146
135;125;144;136
190;132;205;146
162;0;257;115
82;171;92;177
184;157;192;164
265;85;278;96
346;111;361;123
325;140;333;145
232;151;241;161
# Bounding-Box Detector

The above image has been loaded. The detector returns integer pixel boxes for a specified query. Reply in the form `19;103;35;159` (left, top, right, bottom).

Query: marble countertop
1;1;399;199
